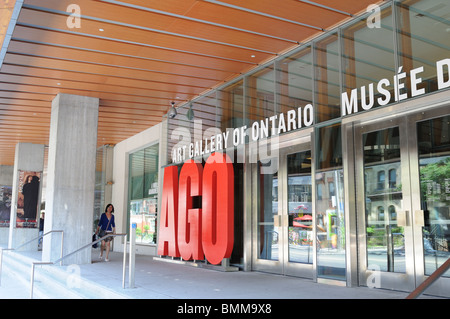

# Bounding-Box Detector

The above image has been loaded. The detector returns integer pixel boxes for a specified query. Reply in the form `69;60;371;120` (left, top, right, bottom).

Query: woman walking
95;204;116;261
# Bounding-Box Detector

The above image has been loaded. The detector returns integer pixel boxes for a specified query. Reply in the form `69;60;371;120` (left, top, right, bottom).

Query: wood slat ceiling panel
0;0;379;165
314;0;375;13
3;52;219;90
121;0;322;42
18;6;276;63
216;0;351;24
179;1;322;42
31;0;295;54
0;63;207;99
0;71;203;101
11;26;254;73
7;40;234;81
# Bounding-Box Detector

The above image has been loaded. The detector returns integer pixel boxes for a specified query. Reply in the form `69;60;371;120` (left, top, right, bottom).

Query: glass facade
314;32;340;123
162;0;450;288
167;0;450;164
315;123;346;280
128;144;159;245
363;127;404;273
94;145;113;232
417;116;450;278
247;66;276;123
396;0;450;96
278;47;313;123
341;4;396;112
287;150;313;264
257;159;279;261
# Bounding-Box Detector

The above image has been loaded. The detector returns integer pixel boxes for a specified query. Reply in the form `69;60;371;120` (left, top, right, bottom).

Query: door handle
273;215;289;227
397;210;409;227
282;215;289;227
414;210;425;227
274;215;281;227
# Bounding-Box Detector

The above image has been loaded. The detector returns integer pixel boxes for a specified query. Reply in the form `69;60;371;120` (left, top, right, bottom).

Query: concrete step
1;249;130;299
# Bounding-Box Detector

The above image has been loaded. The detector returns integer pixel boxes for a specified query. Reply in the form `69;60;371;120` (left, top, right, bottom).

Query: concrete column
8;143;45;250
43;93;99;265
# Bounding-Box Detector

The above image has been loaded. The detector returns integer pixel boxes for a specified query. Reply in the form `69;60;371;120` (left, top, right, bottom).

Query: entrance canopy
0;0;378;165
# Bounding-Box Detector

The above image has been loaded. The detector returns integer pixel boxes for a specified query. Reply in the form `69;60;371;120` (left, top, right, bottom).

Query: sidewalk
0;249;444;300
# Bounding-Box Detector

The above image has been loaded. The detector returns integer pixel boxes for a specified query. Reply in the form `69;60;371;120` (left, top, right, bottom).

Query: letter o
202;152;234;265
251;121;259;141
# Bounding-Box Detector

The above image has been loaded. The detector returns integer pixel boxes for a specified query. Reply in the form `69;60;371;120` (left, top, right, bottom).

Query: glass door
283;144;314;278
356;106;450;297
252;139;314;278
410;110;450;297
355;118;415;291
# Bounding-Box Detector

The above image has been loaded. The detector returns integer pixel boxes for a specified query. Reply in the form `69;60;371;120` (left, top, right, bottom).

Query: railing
0;230;64;286
406;257;450;299
30;233;127;299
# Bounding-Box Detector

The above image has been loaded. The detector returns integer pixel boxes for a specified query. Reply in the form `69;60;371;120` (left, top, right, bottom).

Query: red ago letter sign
202;153;234;265
158;153;234;265
178;159;204;261
157;165;180;257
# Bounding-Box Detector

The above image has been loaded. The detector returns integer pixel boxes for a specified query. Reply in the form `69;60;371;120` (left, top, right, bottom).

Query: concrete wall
8;143;45;250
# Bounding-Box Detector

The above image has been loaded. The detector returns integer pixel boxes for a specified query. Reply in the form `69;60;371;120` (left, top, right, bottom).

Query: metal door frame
353;103;450;296
408;106;450;297
250;129;315;278
354;116;416;292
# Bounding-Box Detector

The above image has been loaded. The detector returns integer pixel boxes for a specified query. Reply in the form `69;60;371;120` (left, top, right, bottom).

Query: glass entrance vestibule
247;100;450;297
351;102;450;296
163;0;450;297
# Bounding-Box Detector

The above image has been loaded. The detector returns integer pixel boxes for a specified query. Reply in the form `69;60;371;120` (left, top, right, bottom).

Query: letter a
366;4;381;29
157;166;180;257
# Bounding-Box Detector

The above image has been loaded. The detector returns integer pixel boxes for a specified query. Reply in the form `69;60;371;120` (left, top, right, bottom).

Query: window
377;206;385;221
315;123;346;281
217;80;244;132
341;3;395;113
278;47;313;126
389;169;396;188
314;33;340;123
128;144;159;245
388;205;397;221
247;65;275;123
377;171;385;190
396;0;450;95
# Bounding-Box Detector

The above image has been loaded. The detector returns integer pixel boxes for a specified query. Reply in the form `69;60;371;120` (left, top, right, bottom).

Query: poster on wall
0;186;12;227
16;171;41;228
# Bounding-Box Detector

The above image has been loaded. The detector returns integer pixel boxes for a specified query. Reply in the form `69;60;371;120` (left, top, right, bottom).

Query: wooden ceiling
0;0;378;165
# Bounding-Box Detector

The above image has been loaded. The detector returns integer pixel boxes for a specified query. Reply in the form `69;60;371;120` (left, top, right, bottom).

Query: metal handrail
0;230;64;286
30;233;127;299
406;257;450;299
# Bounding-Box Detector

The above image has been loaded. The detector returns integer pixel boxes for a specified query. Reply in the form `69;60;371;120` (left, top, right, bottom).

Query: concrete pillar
8;143;45;250
43;93;99;265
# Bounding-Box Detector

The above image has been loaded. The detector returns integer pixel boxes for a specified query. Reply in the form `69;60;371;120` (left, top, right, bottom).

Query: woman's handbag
98;215;111;239
92;233;98;248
